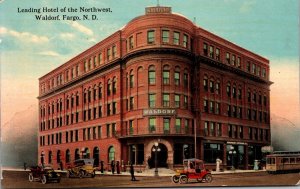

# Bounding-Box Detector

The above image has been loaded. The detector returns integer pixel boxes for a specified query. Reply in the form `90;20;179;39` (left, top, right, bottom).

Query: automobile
172;158;212;184
28;165;61;184
67;159;96;178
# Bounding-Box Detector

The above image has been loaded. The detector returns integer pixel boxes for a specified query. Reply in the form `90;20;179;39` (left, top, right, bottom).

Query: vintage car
172;158;212;184
28;165;61;184
67;159;96;178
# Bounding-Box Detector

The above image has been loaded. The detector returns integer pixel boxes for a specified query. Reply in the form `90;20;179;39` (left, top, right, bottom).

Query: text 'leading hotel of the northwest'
38;6;272;170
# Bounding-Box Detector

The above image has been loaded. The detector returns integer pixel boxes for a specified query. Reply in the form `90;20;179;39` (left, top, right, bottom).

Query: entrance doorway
150;143;168;168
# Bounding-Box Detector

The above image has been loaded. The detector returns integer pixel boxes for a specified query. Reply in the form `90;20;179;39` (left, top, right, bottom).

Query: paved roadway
1;170;299;188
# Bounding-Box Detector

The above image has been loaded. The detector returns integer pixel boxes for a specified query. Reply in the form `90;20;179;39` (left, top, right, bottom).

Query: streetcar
266;151;300;174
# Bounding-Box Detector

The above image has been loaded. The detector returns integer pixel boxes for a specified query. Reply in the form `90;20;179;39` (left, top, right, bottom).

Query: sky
0;0;299;128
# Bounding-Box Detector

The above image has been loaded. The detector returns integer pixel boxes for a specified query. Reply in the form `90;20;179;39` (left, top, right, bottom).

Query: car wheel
91;171;96;178
179;175;188;184
79;171;84;178
41;175;47;184
171;175;179;183
28;173;34;182
204;174;213;183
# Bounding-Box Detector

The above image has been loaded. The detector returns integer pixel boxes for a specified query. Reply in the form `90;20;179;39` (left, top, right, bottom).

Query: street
1;170;299;188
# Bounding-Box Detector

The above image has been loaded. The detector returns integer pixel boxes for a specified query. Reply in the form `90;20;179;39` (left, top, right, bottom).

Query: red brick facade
38;6;271;170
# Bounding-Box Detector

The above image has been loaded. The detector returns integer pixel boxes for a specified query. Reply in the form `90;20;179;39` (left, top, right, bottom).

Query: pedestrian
111;160;115;174
100;161;104;174
23;162;27;170
116;161;120;174
130;162;137;181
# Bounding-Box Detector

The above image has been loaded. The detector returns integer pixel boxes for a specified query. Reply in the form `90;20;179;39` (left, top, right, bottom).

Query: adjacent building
38;6;272;170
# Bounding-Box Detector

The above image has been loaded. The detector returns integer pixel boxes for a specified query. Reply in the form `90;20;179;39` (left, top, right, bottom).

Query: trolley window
297;158;300;163
282;158;289;164
290;158;295;163
267;158;275;164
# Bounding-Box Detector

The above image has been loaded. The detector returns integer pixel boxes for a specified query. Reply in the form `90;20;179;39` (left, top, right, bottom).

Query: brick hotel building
38;6;272;170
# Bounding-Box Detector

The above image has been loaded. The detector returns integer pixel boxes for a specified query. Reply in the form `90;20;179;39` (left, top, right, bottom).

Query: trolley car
266;151;300;174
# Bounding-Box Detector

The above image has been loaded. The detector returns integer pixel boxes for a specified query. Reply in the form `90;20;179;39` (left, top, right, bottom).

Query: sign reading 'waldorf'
143;109;177;116
145;6;171;14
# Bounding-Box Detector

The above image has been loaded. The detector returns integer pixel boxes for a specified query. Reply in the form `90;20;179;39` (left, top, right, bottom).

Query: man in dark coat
116;161;120;174
130;162;137;181
100;161;104;174
111;160;115;174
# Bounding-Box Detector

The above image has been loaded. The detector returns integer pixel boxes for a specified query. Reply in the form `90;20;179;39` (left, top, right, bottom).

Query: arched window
57;150;61;163
203;76;208;91
75;149;80;160
232;84;236;98
174;66;180;86
98;83;103;99
107;79;111;96
48;151;52;164
112;77;117;94
209;78;214;93
148;65;156;84
129;70;134;88
93;147;100;167
108;146;115;162
66;149;71;163
83;148;90;158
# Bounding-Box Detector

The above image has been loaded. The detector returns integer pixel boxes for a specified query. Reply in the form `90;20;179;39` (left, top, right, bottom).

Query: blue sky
0;0;299;126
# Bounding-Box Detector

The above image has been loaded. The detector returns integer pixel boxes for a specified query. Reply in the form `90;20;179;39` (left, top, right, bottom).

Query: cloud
67;21;93;36
37;51;60;56
239;1;256;13
59;32;75;40
0;26;49;43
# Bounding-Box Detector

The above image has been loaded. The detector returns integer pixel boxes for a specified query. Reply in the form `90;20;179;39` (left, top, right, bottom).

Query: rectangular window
174;72;180;86
240;126;243;139
183;34;188;48
107;104;111;116
209;45;214;58
226;53;230;64
184;119;189;134
99;53;102;64
237;57;241;68
75;130;78;141
113;102;117;114
98;126;102;139
204;121;208;136
149;94;156;108
252;63;256;74
149;118;156;133
175;118;181;133
175;94;180;108
129;36;134;49
247;61;251;72
184;73;188;88
130;97;134;110
93;127;96;139
87;128;91;140
232;55;236;66
210;122;215;136
112;123;116;136
163;71;170;84
106;124;110;137
129;120;134;135
163;94;170;107
184;95;188;108
107;83;111;96
147;30;155;44
148;70;156;84
217;123;222;136
98;105;102;117
93;56;97;68
215;102;220;114
163;118;170;134
203;43;208;56
249;127;253;140
173;31;180;45
107;48;111;61
162;30;169;43
262;68;266;78
98;86;102;99
209;101;214;113
204;100;208;112
83;128;86;141
209;81;214;93
216;48;220;60
112;45;116;58
130;74;134;88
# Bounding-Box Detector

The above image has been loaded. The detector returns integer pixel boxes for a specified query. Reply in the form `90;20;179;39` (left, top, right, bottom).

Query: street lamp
152;142;161;177
228;146;236;170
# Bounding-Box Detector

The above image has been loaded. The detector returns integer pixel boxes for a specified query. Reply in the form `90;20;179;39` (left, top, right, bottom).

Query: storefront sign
227;141;248;145
143;109;176;116
261;146;273;153
145;7;172;14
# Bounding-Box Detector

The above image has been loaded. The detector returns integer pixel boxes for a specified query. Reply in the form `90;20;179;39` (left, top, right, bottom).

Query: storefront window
204;143;223;163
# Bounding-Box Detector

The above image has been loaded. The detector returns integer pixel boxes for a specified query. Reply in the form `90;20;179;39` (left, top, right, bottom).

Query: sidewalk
1;167;265;177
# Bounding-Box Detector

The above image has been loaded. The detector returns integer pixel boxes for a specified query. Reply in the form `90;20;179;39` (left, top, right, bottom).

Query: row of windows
40;45;118;94
203;42;268;79
149;93;188;108
43;146;115;164
40;123;117;146
203;122;269;141
203;100;269;123
203;77;268;106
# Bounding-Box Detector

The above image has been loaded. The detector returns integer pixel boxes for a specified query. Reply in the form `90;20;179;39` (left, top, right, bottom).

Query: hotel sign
143;109;176;116
145;7;172;14
227;141;248;145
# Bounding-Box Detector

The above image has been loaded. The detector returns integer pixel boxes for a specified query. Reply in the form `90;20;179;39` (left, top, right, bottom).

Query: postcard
1;0;299;188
